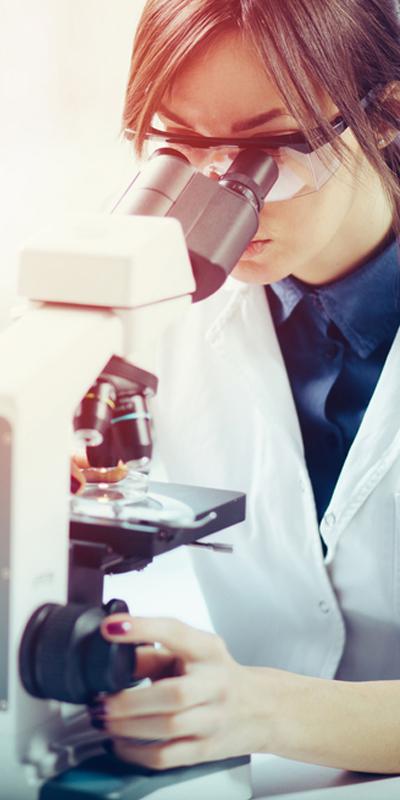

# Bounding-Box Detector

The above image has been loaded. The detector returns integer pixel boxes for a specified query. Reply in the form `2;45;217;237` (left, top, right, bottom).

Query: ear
375;81;400;149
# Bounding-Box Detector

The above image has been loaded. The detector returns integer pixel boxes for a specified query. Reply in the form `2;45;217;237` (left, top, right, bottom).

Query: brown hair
123;0;400;230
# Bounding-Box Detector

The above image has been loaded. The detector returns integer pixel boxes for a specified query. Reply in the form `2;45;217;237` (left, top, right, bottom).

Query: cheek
231;168;357;283
263;165;356;245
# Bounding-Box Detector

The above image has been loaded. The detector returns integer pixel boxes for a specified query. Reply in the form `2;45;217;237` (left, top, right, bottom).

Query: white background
0;0;212;629
0;1;140;320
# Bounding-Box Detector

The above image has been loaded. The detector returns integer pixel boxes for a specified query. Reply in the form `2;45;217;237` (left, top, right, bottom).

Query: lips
243;239;271;256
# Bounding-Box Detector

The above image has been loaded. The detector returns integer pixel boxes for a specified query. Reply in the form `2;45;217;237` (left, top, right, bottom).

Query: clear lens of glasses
142;136;341;202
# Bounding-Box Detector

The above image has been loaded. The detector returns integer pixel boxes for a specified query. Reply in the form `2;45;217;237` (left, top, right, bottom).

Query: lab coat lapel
323;326;400;553
205;282;305;458
206;284;400;556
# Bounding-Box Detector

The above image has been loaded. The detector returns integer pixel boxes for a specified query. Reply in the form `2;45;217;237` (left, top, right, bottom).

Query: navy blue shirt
266;237;400;524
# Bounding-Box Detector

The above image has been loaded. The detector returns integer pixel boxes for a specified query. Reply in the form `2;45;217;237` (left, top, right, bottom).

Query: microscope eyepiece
218;149;279;212
112;146;279;302
149;146;190;163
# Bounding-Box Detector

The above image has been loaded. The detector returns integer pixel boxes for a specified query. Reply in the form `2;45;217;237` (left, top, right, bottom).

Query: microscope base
39;753;252;799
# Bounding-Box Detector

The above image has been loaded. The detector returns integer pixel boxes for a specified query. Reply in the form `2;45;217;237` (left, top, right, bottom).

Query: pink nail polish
105;621;132;636
70;475;81;494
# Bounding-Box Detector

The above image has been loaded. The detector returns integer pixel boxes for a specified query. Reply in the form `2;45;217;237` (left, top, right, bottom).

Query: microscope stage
69;482;246;572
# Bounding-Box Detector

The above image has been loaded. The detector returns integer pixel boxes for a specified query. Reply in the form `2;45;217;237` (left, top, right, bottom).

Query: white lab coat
152;279;400;681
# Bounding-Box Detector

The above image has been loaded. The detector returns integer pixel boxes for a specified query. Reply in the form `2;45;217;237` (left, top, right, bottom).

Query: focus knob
19;602;136;704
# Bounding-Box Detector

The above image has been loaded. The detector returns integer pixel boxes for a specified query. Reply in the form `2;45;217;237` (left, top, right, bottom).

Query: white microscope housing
0;145;279;799
0;215;252;800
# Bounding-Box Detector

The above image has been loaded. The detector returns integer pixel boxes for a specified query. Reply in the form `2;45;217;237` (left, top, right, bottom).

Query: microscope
0;145;278;799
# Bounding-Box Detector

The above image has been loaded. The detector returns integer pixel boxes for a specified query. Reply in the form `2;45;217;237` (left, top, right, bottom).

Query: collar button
323;511;336;528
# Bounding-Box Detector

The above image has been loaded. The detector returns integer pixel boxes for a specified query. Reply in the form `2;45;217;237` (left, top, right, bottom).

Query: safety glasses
125;90;381;202
125;116;347;203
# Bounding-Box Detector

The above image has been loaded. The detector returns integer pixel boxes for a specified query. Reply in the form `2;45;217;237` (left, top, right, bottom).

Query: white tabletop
251;754;400;799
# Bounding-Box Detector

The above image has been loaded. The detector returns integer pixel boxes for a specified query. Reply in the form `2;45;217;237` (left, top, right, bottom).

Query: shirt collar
268;236;400;358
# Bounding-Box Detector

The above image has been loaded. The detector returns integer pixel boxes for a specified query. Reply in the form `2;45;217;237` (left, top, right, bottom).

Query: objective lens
74;381;116;448
112;394;153;463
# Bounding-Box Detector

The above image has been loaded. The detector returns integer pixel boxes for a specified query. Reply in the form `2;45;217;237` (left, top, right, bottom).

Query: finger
72;453;89;469
104;673;219;718
112;736;209;771
101;614;225;663
106;705;219;742
70;459;86;494
134;646;184;681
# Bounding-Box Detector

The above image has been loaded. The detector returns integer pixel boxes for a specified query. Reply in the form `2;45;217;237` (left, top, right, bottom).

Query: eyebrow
158;104;293;132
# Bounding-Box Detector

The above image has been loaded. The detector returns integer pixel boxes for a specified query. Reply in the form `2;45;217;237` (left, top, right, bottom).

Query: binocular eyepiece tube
112;147;279;302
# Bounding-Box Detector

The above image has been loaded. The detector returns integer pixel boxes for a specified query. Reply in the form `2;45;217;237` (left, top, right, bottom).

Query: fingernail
70;475;81;494
105;620;132;636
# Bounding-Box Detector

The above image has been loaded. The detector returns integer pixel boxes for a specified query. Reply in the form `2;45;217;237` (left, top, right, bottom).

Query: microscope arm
0;214;196;798
0;303;121;798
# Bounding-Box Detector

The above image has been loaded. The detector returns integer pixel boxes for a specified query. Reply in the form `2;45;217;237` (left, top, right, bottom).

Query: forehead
162;30;336;135
163;31;285;133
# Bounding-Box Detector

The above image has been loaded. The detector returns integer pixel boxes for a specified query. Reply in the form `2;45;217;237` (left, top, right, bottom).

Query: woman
93;0;400;774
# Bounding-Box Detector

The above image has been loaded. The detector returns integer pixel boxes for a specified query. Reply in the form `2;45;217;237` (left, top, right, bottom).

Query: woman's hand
70;456;87;494
92;614;270;770
93;614;400;774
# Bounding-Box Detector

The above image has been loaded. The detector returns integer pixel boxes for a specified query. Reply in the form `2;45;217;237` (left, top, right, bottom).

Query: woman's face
160;31;393;285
